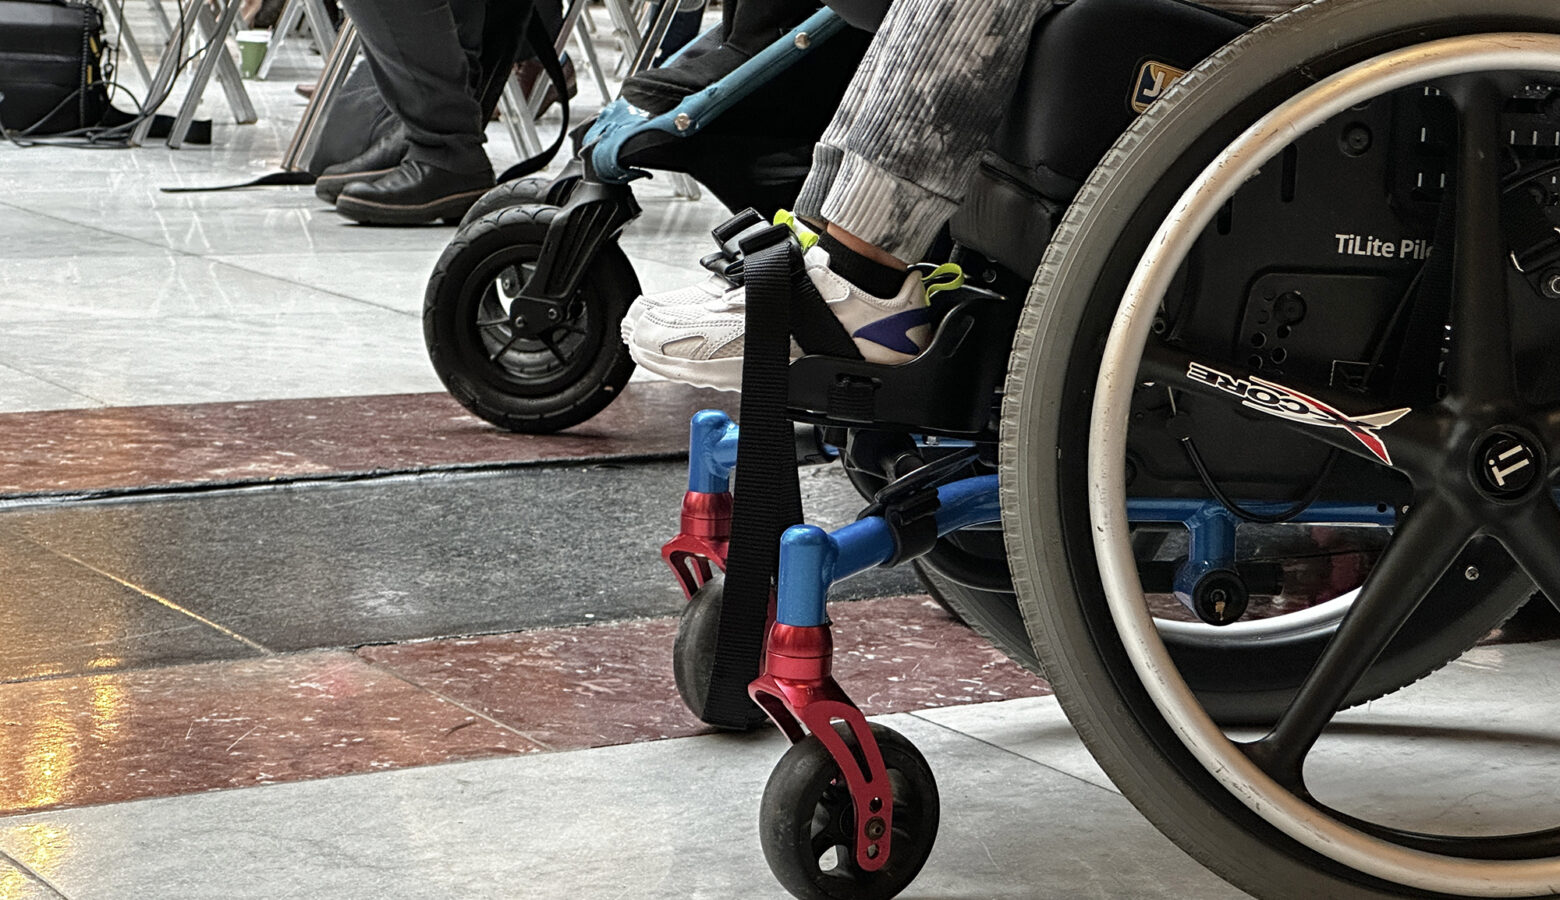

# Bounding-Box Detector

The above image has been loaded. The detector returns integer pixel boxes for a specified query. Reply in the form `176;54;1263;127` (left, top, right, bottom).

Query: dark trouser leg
340;0;491;174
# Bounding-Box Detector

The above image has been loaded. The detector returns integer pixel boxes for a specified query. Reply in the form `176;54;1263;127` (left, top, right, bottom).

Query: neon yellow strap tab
772;209;820;252
920;262;964;299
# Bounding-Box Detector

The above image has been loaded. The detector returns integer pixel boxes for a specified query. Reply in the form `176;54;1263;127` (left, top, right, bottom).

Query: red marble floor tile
0;383;731;497
358;596;1051;753
0;651;538;816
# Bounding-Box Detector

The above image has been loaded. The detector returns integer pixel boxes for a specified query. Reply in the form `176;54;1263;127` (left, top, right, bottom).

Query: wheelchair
652;0;1560;897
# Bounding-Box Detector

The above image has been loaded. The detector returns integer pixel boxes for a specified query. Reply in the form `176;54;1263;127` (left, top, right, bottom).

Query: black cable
1180;436;1339;525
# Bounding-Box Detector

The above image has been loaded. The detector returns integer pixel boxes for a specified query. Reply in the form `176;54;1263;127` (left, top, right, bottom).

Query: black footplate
786;286;1018;439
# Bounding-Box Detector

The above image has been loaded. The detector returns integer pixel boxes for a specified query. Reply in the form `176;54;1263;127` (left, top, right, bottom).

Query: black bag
0;0;108;135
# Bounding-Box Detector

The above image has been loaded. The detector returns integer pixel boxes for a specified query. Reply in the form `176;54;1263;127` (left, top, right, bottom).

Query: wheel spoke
1245;496;1472;787
1493;493;1560;606
487;332;523;363
1139;343;1442;473
538;331;571;366
475;315;511;327
1445;77;1515;405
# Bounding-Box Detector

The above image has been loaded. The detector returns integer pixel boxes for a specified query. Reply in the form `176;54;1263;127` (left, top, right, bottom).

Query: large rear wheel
1004;1;1560;896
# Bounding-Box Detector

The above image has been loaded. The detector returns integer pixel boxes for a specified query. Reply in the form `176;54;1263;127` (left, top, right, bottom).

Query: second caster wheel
760;722;939;900
672;577;771;730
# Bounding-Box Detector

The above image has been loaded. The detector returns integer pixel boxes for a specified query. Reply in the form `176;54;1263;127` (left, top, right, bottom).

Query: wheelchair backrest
951;0;1254;278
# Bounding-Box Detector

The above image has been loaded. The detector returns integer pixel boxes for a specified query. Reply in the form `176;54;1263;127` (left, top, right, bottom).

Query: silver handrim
1089;34;1560;895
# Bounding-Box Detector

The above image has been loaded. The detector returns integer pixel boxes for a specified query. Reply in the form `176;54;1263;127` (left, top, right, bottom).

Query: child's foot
625;235;955;392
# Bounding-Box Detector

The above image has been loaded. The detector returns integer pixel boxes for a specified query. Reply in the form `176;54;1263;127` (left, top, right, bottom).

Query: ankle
819;227;908;298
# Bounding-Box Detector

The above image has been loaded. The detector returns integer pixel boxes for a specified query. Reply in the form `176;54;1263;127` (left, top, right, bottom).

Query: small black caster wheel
760;722;939;900
672;577;770;730
423;204;638;433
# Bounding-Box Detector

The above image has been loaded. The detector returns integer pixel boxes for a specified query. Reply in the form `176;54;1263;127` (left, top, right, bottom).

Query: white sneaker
620;272;731;342
626;244;949;392
621;210;821;342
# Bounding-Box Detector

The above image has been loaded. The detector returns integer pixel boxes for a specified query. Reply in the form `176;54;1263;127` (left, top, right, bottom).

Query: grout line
2;199;423;319
0;847;70;898
357;656;557;752
904;704;1126;798
0;448;688;509
0;359;110;409
21;537;272;654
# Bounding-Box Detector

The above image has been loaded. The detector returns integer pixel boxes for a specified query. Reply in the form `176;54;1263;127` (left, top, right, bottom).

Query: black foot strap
698;223;860;727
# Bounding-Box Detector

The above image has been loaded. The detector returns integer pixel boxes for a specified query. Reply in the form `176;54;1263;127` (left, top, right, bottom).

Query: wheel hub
1469;427;1543;501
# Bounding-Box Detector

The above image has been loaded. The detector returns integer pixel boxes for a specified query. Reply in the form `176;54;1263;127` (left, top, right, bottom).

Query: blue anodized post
1172;503;1239;605
687;410;740;494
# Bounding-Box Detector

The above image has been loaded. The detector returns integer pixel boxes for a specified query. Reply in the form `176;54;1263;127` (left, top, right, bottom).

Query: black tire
424;204;637;434
759;722;938;900
457;176;572;230
671;577;770;730
1003;1;1560;896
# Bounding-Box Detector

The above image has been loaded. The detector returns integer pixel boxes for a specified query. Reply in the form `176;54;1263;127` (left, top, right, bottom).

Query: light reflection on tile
0;651;536;816
361;596;1049;752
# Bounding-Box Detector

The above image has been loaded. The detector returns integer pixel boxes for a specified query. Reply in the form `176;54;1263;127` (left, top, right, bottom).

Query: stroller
422;4;871;433
640;0;1560;898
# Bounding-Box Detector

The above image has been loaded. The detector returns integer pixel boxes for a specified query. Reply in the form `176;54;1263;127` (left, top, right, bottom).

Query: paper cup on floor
237;30;270;79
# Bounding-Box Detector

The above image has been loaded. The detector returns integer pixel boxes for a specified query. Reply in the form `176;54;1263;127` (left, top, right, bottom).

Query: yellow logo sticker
1132;60;1187;113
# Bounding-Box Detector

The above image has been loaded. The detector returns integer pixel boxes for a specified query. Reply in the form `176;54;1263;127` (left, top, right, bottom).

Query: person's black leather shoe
335;159;495;226
315;129;410;204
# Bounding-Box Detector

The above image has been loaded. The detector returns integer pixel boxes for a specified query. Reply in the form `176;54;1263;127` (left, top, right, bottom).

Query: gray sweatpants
794;0;1052;262
794;0;1290;262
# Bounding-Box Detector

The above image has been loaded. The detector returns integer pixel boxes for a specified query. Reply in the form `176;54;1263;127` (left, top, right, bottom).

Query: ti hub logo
1185;362;1411;466
1478;433;1538;496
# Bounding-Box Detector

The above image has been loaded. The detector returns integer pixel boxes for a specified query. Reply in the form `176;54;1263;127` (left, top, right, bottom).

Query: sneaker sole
626;342;744;393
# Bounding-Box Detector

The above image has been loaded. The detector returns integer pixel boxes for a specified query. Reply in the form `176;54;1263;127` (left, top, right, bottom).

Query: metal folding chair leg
129;0;205;145
165;0;258;147
280;20;361;172
502;74;545;157
573;13;613;102
102;0;154;88
256;0;306;81
301;0;338;53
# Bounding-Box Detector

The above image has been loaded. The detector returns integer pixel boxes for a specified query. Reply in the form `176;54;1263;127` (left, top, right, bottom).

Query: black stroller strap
699;227;860;726
496;11;572;184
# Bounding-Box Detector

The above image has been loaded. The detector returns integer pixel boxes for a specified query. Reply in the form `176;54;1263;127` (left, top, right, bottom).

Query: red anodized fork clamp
660;488;732;599
750;622;895;873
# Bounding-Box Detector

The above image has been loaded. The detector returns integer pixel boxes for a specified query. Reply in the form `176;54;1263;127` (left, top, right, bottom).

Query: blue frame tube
773;477;1402;628
687;409;741;494
1126;498;1396;526
586;8;847;183
776;476;1001;627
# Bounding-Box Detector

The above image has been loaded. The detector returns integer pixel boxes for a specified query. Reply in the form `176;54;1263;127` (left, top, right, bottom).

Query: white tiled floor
0;27;713;414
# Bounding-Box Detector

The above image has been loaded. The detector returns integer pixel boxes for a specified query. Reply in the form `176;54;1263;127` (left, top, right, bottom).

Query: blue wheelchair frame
683;408;1398;630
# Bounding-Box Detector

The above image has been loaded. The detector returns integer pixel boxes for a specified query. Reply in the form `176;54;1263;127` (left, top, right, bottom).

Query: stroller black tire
424;204;637;434
457;176;568;230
